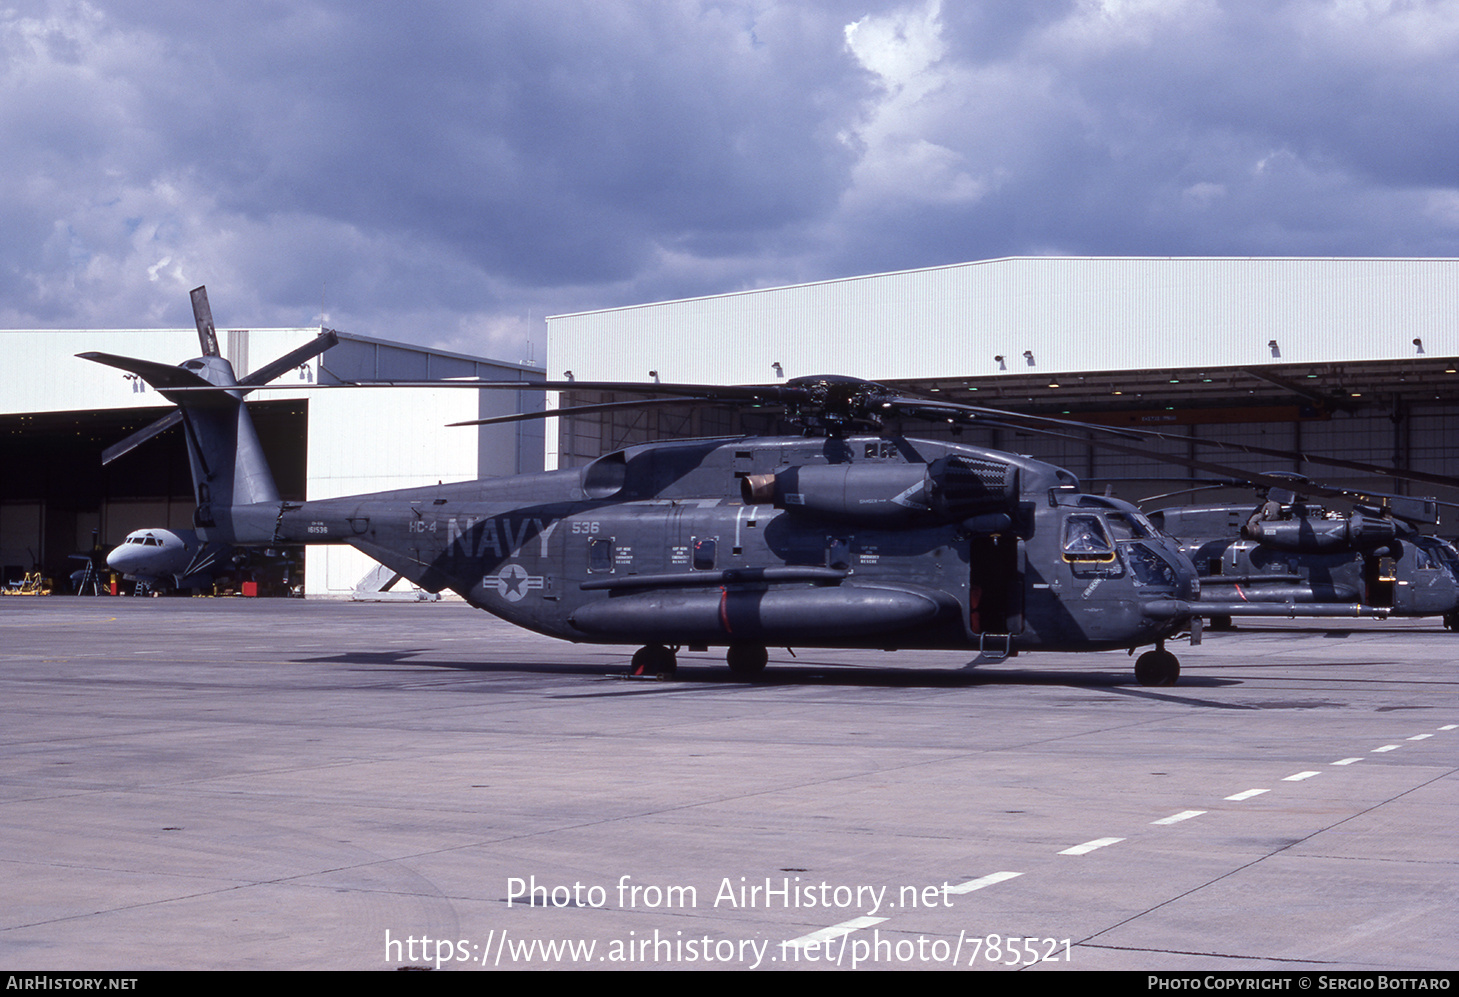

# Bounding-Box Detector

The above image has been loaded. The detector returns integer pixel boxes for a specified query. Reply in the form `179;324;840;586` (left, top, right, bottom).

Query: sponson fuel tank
570;583;948;644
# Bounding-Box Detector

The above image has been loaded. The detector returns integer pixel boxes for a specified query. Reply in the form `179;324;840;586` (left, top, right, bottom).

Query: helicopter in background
78;288;1221;686
1146;478;1459;630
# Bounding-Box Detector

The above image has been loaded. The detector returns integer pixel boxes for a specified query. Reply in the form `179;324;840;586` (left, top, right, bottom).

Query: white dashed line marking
1332;758;1363;766
945;871;1022;895
1059;837;1124;856
1373;745;1401;753
1151;810;1206;825
783;916;888;949
1283;771;1320;782
1225;789;1269;801
1407;734;1433;741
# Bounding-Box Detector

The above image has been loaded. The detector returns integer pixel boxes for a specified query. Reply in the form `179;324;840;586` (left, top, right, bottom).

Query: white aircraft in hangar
105;528;221;594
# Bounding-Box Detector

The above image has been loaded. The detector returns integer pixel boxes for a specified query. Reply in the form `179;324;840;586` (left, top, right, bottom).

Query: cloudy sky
4;0;1457;363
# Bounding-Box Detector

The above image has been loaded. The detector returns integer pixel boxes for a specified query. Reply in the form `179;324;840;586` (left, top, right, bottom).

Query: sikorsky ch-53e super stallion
80;288;1237;686
1148;478;1459;630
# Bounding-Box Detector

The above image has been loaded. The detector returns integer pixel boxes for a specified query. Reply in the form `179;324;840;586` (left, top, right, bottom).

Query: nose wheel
1134;646;1180;687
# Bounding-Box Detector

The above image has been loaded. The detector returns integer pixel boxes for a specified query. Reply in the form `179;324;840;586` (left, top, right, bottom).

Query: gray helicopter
78;288;1220;685
1147;479;1459;630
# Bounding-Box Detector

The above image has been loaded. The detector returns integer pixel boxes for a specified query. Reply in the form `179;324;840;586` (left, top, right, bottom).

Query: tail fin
79;286;336;543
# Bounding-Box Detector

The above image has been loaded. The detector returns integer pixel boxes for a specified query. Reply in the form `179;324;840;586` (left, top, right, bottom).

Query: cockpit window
1126;542;1179;588
1103;512;1155;540
1063;515;1114;561
1415;538;1455;562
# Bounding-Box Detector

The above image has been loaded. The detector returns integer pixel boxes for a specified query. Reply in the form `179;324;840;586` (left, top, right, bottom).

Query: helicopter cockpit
1056;493;1197;601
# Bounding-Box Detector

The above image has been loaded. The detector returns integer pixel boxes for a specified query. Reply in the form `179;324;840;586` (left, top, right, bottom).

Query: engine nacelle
1245;510;1397;553
741;456;1018;526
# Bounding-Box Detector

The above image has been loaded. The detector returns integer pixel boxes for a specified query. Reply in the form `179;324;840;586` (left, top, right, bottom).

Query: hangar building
545;257;1459;517
6;257;1455;598
1;327;543;595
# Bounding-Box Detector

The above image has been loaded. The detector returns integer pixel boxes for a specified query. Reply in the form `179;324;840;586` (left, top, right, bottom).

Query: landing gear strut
630;644;677;678
1134;642;1180;687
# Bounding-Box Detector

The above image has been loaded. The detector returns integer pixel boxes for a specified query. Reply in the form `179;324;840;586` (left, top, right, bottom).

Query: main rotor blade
893;383;1459;492
446;395;756;428
1100;423;1459;492
881;396;1146;441
1059;430;1440;510
1134;482;1256;506
337;377;806;404
965;417;1388;506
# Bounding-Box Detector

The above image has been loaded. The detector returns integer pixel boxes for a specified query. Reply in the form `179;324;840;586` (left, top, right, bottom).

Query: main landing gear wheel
1134;648;1180;687
630;644;677;678
1445;611;1459;632
725;644;768;679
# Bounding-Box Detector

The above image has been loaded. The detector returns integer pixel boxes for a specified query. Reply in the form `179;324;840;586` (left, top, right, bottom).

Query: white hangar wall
542;258;1459;507
309;334;544;598
0;328;543;597
1;328;326;414
546;257;1458;385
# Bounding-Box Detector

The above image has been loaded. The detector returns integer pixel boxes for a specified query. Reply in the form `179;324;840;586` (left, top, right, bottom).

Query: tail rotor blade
100;410;183;465
190;286;221;357
238;330;339;387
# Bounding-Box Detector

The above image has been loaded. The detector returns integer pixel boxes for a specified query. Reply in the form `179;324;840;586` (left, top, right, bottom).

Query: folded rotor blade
100;410;183;465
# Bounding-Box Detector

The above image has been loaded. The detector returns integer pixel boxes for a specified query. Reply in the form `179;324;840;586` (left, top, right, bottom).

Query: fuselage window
693;538;717;570
827;537;851;570
588;537;614;573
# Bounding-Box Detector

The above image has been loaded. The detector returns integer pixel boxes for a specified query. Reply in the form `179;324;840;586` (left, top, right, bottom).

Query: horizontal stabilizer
348;538;451;593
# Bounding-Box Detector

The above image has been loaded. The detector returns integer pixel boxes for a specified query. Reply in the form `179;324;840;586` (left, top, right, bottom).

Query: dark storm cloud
172;4;863;280
2;0;1456;358
825;0;1459;273
0;0;870;346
